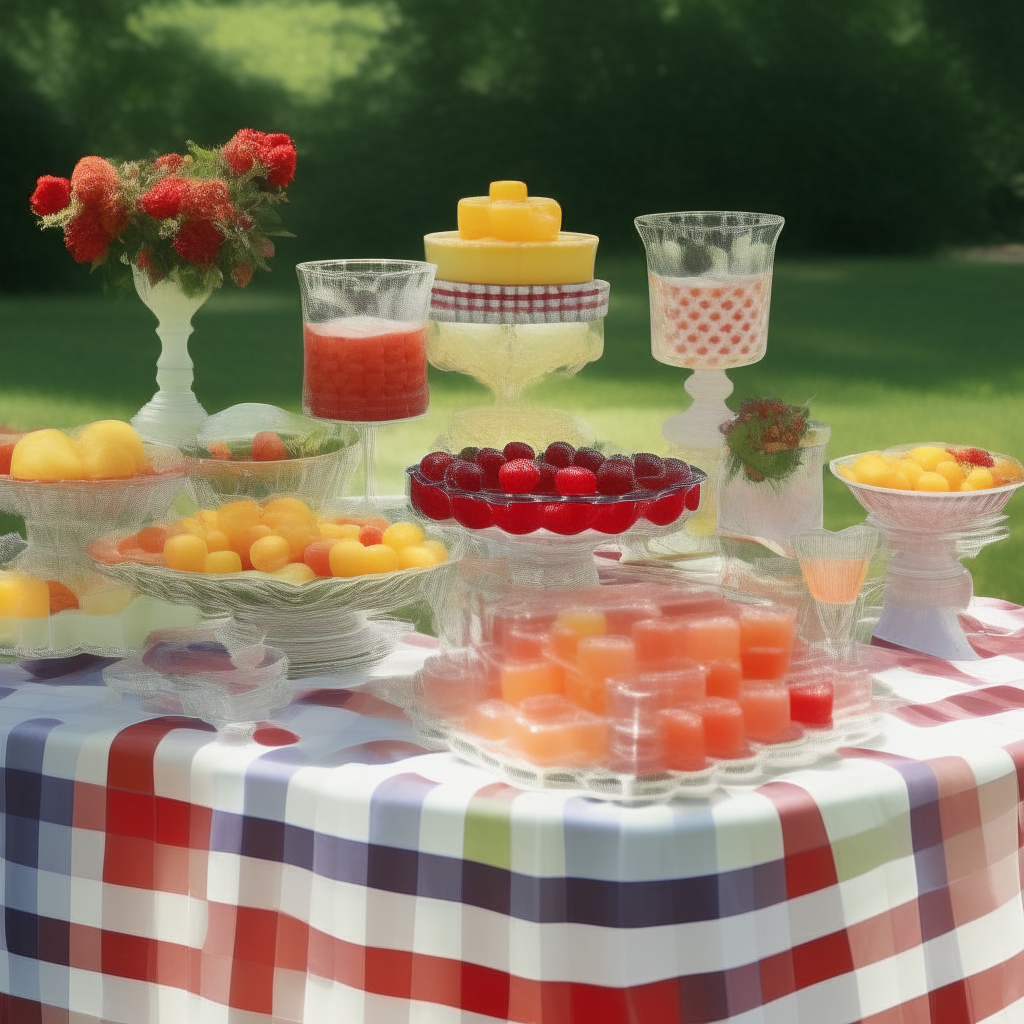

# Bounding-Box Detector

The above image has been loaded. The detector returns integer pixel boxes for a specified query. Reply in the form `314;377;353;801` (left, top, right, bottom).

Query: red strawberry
503;441;535;462
946;447;994;468
573;447;606;472
251;431;289;461
534;461;558;494
420;451;455;482
445;459;483;492
596;461;636;495
500;458;541;494
476;447;507;488
663;458;693;485
556;466;597;495
632;453;665;480
543;441;576;468
543;502;596;535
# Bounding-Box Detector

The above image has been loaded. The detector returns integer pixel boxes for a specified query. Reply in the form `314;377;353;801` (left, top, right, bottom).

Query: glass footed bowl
830;444;1024;531
0;443;186;539
184;425;359;508
89;536;455;679
406;465;706;537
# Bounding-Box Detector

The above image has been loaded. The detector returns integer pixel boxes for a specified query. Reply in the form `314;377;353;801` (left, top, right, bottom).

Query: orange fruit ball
46;580;79;614
136;525;169;554
250;534;291;572
164;533;208;572
329;539;369;578
303;540;335;577
231;524;272;570
363;544;400;574
205;550;242;574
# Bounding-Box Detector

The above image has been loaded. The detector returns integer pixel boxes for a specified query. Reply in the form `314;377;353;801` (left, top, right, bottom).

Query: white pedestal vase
131;267;213;447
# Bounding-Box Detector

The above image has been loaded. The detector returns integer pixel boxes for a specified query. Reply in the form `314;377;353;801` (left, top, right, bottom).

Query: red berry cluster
408;441;702;537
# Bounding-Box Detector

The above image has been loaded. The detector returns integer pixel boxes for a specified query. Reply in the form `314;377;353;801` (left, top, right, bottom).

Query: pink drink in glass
302;316;428;422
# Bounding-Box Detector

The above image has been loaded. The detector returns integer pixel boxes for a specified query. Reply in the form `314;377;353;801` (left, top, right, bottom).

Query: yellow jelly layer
424;231;599;285
458;196;562;242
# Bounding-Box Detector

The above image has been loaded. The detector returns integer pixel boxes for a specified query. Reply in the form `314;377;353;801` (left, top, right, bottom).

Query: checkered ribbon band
2;600;1024;1023
430;279;611;324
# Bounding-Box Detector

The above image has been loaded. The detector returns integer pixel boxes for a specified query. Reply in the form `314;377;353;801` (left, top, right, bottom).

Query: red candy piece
543;502;596;535
303;540;334;577
494;500;544;535
592;500;639;534
476;448;507;489
596;461;637;495
503;441;535;461
684;484;701;510
644;490;687;526
573;447;606;472
790;682;834;726
0;439;17;475
410;473;452;520
251;431;289;461
632;453;664;479
946;446;994;468
420;451;455;482
556;466;597;495
208;441;232;460
543;441;576;468
663;457;692;484
136;525;169;554
445;459;483;492
358;525;384;546
499;458;540;494
451;494;495;529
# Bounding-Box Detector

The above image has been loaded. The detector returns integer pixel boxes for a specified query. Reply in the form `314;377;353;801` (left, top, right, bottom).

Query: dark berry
458;446;480;461
445;459;483;492
596;461;637;495
534;461;558;494
632;453;665;479
662;458;692;485
420;451;455;483
499;458;541;494
605;454;632;464
640;470;669;491
503;441;535;461
475;447;506;489
543;441;576;468
573;447;605;472
555;466;598;495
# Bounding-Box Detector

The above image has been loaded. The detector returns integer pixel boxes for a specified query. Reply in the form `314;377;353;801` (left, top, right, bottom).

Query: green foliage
723;398;812;483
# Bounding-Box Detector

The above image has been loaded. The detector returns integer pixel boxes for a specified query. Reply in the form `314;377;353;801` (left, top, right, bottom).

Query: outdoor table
1;599;1023;1024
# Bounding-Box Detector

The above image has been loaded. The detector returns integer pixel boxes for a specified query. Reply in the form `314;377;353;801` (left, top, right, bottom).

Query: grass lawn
2;254;1022;601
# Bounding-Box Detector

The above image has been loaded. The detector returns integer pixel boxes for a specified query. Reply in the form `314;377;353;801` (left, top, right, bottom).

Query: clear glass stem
358;423;378;500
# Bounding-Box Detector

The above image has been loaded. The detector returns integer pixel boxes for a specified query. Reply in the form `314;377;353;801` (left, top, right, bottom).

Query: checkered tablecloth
2;599;1024;1024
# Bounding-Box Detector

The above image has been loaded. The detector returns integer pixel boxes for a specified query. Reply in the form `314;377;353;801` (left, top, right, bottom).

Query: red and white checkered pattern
430;279;611;324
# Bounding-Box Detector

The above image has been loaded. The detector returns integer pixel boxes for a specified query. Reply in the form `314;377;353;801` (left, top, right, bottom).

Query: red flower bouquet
29;129;297;297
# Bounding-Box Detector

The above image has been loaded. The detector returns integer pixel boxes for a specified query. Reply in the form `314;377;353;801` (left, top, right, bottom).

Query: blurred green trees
3;0;1022;289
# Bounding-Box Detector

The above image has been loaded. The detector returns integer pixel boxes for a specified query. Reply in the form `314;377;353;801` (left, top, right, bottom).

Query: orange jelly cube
694;698;748;759
632;616;687;665
740;647;792;680
739;608;796;652
739;683;793;743
705;659;743;700
465;700;516;742
500;660;564;705
510;694;608;766
568;635;637;713
548;607;606;661
658;708;707;772
680;616;741;662
604;601;661;636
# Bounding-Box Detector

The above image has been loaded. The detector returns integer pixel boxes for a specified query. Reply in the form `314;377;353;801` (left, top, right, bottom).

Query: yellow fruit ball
272;515;317;560
78;440;138;480
80;585;134;616
890;467;914;491
907;446;949;472
960;467;995;491
837;465;856;482
75;420;146;472
217;499;262;539
382;522;424;551
363;543;400;574
204;530;231;553
851;455;896;488
420;540;448;564
205;550;242;574
933;460;964;490
250;534;291;573
164;533;208;572
196;509;221;530
330;539;369;578
896;459;924;485
915;472;950;492
397;545;438;570
321;522;362;541
263;497;315;523
0;573;50;618
173;517;207;540
991;458;1024;485
272;562;316;585
10;429;84;481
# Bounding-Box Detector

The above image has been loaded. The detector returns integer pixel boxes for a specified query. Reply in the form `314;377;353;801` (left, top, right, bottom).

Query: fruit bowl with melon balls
831;444;1024;660
0;420;200;658
182;403;359;508
406;443;706;588
89;495;455;680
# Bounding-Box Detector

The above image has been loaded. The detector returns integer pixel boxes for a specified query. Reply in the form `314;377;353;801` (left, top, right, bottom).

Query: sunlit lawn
1;254;1022;600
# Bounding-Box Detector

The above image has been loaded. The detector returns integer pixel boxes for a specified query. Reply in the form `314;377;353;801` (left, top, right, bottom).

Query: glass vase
131;267;213;446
